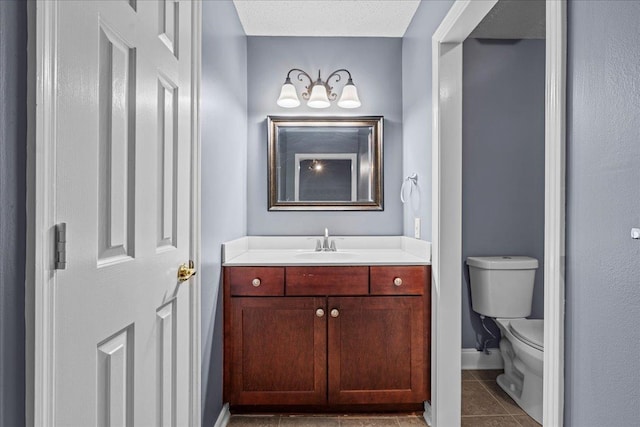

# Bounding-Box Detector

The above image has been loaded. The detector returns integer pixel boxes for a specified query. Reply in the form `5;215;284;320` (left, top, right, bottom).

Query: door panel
97;326;134;427
327;296;426;404
156;301;176;427
157;74;178;250
230;297;327;405
98;22;136;264
159;0;179;57
53;1;194;425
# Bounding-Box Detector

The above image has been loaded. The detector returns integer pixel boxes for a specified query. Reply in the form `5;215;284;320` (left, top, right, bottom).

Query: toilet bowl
466;256;543;425
495;318;543;425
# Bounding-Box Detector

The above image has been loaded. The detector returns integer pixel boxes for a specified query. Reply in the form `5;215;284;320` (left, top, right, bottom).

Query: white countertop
222;236;431;266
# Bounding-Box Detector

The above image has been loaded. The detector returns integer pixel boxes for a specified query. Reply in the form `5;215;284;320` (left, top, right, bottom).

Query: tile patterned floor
462;370;541;427
227;370;542;426
227;414;428;426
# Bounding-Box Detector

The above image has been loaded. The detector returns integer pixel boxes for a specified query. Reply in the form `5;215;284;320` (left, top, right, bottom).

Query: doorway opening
430;1;565;426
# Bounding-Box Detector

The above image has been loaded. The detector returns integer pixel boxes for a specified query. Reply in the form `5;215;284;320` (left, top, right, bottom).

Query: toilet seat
509;319;543;352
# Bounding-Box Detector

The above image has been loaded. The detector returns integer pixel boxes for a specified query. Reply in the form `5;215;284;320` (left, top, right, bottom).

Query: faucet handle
330;240;336;251
315;239;322;252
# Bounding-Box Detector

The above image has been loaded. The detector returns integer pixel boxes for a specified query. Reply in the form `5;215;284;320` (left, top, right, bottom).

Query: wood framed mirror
267;116;383;211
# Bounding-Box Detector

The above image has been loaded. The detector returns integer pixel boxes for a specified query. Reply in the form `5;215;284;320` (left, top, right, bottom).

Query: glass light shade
277;83;300;108
307;84;331;108
337;83;361;108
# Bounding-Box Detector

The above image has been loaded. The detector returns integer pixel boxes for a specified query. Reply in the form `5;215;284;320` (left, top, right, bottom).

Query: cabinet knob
393;277;403;286
330;309;340;318
316;308;325;318
251;278;261;287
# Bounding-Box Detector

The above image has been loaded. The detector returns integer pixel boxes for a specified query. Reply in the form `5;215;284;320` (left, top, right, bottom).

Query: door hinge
55;223;67;270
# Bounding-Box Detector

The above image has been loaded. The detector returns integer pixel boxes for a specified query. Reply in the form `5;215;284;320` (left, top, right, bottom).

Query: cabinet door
327;296;426;404
229;297;327;405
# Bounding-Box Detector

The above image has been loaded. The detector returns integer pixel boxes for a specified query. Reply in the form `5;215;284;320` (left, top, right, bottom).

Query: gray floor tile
228;415;281;426
462;381;509;416
470;369;503;381
513;415;542;427
280;416;340;427
461;370;477;381
339;417;400;427
461;415;520;427
479;380;525;415
396;415;428;426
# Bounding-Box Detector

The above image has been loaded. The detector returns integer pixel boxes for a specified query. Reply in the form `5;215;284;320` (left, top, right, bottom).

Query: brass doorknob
178;260;197;282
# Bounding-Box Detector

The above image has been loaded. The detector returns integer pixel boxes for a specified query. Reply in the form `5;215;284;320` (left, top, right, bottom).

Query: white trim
423;401;432;427
543;1;566;425
214;403;231;427
461;348;504;370
189;1;203;426
430;36;464;427
431;3;498;426
432;1;498;43
25;1;37;424
30;1;59;425
431;1;566;426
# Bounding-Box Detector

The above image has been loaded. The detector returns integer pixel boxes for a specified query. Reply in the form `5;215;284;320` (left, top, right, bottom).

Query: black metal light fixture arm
284;68;314;99
324;69;353;100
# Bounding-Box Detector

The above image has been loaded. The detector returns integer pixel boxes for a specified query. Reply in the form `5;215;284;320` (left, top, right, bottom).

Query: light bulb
337;80;361;108
307;84;330;109
276;81;300;108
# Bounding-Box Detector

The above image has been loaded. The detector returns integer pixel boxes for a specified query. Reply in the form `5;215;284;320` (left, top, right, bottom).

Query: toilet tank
466;256;538;318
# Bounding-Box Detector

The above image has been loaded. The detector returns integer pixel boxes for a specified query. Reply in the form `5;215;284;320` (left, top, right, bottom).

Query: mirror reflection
268;116;383;211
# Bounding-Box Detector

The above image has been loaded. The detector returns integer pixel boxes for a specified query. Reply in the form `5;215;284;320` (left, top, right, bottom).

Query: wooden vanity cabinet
229;296;327;405
327;296;425;405
224;265;431;410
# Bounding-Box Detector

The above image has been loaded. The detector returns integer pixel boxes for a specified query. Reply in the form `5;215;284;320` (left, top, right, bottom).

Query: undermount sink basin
294;251;360;261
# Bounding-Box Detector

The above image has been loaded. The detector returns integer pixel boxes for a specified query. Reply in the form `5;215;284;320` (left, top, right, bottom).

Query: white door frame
430;1;566;426
25;1;203;425
188;1;203;425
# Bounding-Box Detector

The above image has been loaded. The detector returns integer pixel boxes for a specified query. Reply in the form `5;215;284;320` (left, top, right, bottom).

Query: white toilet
466;256;543;425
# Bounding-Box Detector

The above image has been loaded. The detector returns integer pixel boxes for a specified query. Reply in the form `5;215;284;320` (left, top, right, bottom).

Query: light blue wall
247;37;403;236
565;1;640;425
200;0;247;424
401;0;455;240
0;1;27;426
461;39;546;349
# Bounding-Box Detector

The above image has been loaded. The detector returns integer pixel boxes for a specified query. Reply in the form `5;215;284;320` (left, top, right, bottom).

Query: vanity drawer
286;266;369;296
228;267;285;296
370;266;426;295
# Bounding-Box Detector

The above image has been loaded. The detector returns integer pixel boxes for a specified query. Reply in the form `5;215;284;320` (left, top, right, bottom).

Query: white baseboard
214;403;230;427
423;401;432;426
461;348;504;370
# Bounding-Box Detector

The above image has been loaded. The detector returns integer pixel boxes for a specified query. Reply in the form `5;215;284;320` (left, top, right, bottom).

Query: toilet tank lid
466;256;538;270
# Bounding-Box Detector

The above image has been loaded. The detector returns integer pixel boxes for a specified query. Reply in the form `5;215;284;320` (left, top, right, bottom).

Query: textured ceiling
469;0;546;39
232;0;421;37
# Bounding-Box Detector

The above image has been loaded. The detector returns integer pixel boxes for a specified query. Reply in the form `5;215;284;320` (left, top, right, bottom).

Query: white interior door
52;1;195;425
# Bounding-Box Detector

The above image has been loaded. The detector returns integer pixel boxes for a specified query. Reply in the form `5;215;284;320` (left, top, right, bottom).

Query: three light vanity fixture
277;68;361;109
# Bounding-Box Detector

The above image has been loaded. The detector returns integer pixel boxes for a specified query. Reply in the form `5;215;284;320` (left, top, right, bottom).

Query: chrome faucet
323;228;330;250
316;228;337;252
